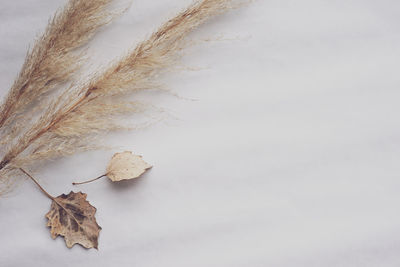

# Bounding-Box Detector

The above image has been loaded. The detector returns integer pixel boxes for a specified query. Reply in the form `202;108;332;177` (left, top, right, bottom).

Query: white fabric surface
1;0;400;266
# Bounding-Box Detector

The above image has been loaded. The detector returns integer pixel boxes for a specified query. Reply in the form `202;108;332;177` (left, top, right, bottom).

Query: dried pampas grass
0;0;243;194
0;0;119;133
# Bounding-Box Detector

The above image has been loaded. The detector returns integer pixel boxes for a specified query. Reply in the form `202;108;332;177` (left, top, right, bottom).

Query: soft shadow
107;169;152;193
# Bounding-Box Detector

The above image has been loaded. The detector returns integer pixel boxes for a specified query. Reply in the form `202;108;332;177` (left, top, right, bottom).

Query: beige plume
0;0;244;194
0;0;120;131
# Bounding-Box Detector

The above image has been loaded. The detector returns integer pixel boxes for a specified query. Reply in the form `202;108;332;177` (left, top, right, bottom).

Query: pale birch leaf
106;151;152;182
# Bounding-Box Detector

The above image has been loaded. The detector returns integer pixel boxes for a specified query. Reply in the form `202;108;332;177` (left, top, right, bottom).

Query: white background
1;0;400;266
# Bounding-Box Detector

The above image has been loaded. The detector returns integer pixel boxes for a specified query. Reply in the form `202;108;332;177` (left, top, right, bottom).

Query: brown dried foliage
46;191;101;249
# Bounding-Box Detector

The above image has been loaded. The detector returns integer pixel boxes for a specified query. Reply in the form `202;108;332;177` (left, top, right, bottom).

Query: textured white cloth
1;0;400;266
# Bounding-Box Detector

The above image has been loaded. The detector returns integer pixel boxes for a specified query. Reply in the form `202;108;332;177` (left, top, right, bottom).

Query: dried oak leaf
46;191;101;249
106;151;152;182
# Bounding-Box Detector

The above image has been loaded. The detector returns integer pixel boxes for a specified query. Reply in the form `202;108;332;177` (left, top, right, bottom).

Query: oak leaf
106;151;152;182
46;191;101;249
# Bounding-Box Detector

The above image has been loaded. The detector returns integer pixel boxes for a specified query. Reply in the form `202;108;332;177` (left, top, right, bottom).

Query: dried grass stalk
0;0;242;193
0;0;118;131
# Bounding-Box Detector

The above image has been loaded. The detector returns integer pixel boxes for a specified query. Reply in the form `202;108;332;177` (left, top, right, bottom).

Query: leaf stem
72;174;107;186
19;168;54;200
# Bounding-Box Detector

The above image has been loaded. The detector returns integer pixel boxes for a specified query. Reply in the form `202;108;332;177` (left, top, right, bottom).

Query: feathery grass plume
0;0;120;133
0;0;243;193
